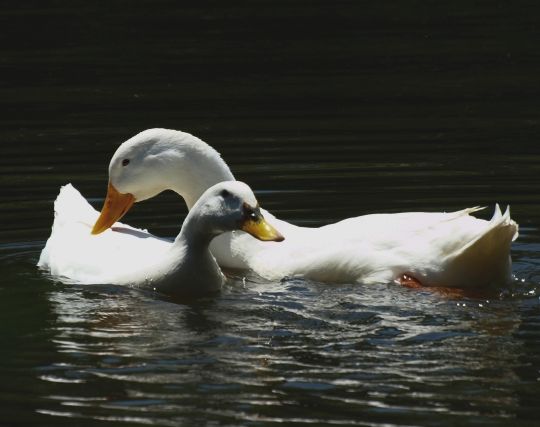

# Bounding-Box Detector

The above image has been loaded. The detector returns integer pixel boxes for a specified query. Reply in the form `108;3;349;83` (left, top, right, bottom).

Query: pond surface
1;2;540;426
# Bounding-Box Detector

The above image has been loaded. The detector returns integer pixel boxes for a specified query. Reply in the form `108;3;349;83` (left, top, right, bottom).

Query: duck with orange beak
87;128;517;290
38;181;284;297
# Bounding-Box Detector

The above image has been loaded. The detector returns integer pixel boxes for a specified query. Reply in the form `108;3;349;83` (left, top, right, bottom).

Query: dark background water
1;1;540;426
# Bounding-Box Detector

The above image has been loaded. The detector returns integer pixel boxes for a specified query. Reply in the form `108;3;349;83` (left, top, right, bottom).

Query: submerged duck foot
396;274;496;299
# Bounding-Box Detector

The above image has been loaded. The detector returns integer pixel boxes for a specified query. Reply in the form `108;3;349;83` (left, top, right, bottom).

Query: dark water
1;2;540;426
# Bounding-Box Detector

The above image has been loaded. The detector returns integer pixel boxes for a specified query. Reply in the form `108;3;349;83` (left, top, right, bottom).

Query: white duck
90;128;519;289
38;181;284;297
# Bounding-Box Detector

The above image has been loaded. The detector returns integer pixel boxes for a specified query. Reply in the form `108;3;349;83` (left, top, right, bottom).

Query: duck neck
178;172;233;211
165;214;224;296
167;134;235;210
174;210;218;251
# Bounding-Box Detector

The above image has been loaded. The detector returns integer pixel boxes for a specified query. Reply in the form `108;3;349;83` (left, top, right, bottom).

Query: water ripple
13;271;533;426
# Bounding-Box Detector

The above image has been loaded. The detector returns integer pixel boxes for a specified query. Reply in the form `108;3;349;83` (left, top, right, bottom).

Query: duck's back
38;184;172;284
222;206;518;288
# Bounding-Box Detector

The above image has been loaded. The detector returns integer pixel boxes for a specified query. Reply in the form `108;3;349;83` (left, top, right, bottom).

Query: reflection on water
1;219;539;427
10;275;530;426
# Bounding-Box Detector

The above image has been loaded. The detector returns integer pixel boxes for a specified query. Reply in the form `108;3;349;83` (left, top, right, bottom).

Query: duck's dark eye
243;204;261;222
220;189;230;198
122;158;130;167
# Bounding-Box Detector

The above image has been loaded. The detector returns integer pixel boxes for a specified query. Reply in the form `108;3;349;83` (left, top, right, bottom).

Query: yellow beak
91;182;135;235
241;208;284;242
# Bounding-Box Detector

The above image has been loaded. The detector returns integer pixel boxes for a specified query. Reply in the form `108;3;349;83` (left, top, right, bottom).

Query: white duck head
92;128;233;234
180;181;284;246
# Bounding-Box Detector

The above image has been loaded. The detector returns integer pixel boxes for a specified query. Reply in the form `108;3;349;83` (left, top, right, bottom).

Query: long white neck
161;131;235;209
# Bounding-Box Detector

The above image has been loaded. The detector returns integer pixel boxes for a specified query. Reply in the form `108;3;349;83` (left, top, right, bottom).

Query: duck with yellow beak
91;182;281;243
38;181;284;297
86;128;518;290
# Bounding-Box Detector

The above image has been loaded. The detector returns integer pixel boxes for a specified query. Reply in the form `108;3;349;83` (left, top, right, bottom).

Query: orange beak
91;182;135;235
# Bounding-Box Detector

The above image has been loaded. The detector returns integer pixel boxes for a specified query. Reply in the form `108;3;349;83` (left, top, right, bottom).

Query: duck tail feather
442;205;518;288
53;184;98;228
441;206;485;223
491;203;502;221
462;206;485;215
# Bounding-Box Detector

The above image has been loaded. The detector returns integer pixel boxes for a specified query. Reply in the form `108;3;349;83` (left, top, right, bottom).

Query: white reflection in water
34;275;538;425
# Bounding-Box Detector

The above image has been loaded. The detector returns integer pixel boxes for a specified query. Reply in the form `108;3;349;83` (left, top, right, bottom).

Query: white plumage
38;181;283;296
41;128;519;290
232;204;517;288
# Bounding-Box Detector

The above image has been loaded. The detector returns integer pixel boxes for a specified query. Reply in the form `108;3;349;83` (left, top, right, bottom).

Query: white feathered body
214;205;517;288
38;184;224;295
39;129;519;290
